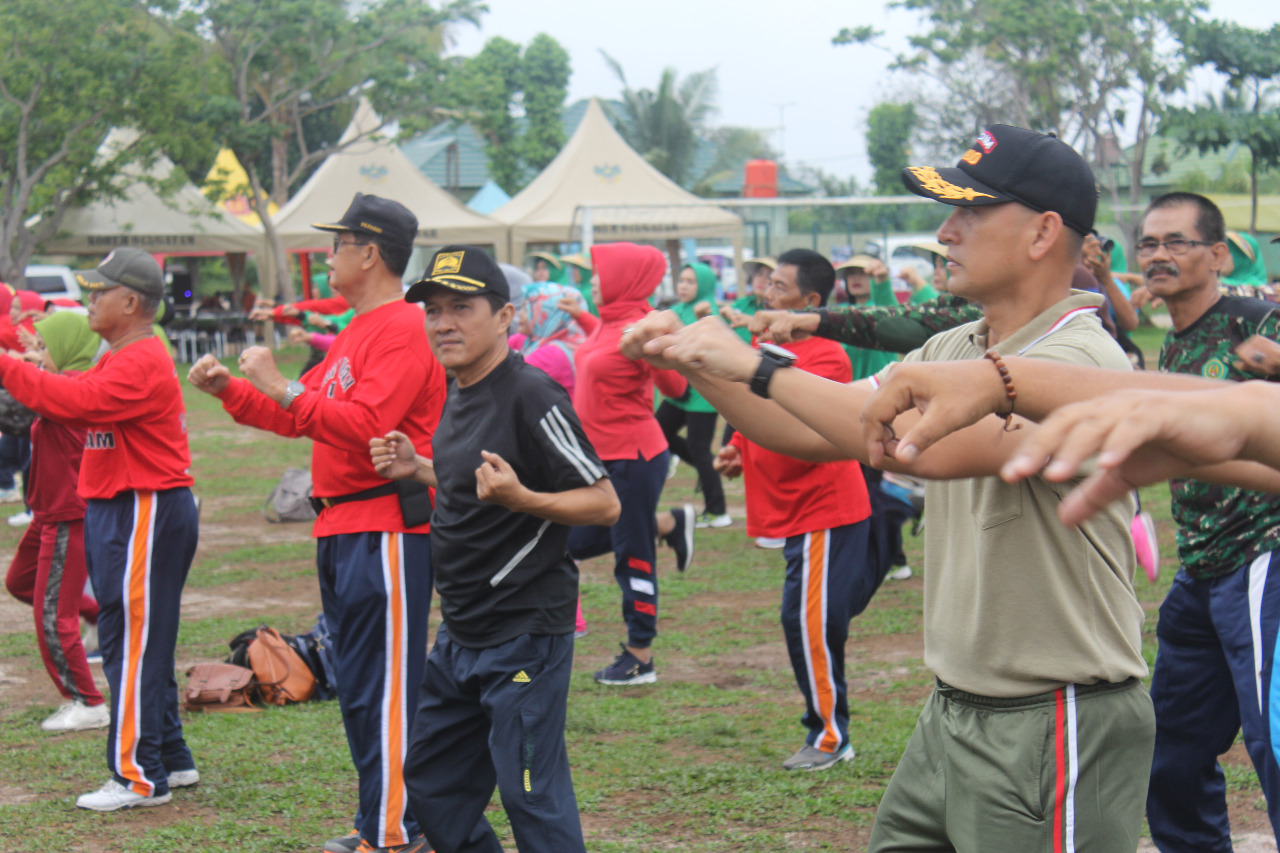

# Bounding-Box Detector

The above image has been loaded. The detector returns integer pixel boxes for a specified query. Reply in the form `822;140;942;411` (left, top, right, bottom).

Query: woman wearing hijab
568;243;692;686
657;262;730;528
512;280;588;400
1223;231;1270;297
3;311;106;732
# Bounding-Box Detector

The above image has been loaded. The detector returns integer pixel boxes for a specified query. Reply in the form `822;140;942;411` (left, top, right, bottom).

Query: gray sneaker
322;831;361;853
782;743;854;771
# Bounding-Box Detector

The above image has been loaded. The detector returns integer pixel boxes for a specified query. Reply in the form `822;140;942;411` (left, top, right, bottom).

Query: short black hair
350;234;412;277
776;249;835;305
1144;192;1225;245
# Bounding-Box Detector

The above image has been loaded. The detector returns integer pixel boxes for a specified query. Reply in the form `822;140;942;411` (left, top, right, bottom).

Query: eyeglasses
332;237;368;253
1135;238;1215;258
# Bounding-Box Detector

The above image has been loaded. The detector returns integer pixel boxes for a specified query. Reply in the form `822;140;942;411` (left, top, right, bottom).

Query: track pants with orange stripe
86;488;198;797
317;531;431;848
780;521;876;754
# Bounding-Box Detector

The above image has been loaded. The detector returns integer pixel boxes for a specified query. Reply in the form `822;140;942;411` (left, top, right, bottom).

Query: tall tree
188;0;483;299
692;126;778;196
519;34;571;175
0;0;218;286
837;0;1200;245
1160;19;1280;233
453;36;523;193
866;102;917;195
602;53;718;187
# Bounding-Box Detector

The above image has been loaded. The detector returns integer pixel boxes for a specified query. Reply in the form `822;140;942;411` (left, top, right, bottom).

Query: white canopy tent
39;128;264;255
269;100;507;256
492;99;743;264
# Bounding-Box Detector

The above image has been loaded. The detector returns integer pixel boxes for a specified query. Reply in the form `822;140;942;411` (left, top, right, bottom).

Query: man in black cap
0;247;201;811
618;126;1153;850
190;193;445;853
369;244;618;853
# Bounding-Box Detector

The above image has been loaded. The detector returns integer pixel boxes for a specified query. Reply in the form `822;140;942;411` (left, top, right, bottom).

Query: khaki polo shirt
880;291;1147;697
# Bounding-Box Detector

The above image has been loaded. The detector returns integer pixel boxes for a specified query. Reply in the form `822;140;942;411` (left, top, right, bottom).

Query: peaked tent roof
202;148;278;227
491;99;742;261
467;180;512;214
270;99;507;255
40;128;264;255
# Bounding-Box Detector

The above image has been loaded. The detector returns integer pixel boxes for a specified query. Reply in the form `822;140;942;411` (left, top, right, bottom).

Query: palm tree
601;52;718;188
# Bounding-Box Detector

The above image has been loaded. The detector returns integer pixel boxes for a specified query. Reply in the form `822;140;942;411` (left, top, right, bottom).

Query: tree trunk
245;162;296;305
1250;151;1259;236
665;239;682;292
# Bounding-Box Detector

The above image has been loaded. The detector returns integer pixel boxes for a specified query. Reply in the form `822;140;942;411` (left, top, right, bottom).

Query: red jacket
573;243;686;461
219;299;445;537
271;296;351;326
0;338;193;499
28;405;88;523
730;337;870;538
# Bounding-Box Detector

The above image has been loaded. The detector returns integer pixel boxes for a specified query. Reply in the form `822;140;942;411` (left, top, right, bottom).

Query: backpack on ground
247;626;317;705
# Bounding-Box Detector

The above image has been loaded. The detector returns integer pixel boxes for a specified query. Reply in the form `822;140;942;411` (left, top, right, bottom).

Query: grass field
0;335;1269;852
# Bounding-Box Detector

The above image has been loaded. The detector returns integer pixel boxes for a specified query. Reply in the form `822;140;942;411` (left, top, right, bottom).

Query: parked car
21;265;83;304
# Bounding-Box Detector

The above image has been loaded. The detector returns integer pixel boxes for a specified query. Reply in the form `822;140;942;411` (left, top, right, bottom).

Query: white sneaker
41;700;110;732
76;779;171;811
81;622;99;655
695;512;732;529
886;565;914;581
7;510;32;527
0;487;21;503
167;768;200;788
666;455;680;480
755;537;786;549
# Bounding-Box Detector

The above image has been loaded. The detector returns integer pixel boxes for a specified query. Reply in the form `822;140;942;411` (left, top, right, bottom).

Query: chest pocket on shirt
971;477;1023;530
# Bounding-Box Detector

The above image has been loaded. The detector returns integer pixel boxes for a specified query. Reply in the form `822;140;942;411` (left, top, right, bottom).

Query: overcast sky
447;0;1280;185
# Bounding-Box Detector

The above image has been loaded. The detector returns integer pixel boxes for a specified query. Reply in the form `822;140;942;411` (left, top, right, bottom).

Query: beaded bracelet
983;348;1020;432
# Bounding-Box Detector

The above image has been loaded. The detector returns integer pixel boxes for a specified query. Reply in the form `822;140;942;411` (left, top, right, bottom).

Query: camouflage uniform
1147;293;1280;851
810;294;984;355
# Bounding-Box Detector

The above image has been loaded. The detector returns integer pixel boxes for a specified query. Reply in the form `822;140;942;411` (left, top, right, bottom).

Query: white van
21;265;83;304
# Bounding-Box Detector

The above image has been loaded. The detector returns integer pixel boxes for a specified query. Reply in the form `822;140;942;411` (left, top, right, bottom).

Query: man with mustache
1135;191;1280;851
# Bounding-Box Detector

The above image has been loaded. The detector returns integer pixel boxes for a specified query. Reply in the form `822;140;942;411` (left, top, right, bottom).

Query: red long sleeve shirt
218;300;445;537
0;337;193;500
730;337;870;538
271;296;351;326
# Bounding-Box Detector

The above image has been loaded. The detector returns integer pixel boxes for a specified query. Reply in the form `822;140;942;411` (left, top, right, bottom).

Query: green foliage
519;34;572;175
437;32;572;194
693;126;779;196
866;103;917;195
1160;19;1280;231
0;0;220;284
602;53;719;187
454;36;524;193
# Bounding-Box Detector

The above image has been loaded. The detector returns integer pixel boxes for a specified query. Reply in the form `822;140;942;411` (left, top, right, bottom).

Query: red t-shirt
28;412;88;523
0;337;194;499
730;337;870;538
219;299;446;537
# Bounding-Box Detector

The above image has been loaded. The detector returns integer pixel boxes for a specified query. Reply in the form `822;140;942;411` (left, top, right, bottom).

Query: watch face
758;342;796;364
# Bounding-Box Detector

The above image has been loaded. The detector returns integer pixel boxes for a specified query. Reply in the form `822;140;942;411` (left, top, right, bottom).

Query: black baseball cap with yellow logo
405;245;510;303
312;192;417;249
77;247;166;300
900;125;1097;236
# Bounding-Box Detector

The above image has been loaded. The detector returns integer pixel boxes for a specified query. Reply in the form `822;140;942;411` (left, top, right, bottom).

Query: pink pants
5;519;103;705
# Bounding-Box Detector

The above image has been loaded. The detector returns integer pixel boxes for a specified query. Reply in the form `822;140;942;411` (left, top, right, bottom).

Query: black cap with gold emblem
900;125;1097;236
311;192;417;250
405;245;510;303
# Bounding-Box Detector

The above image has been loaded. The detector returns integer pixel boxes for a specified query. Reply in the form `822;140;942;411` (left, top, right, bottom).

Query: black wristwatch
750;343;797;399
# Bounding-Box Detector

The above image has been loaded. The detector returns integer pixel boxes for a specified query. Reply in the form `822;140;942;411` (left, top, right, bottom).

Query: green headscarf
667;262;719;412
1224;231;1267;286
35;311;100;373
670;262;718;326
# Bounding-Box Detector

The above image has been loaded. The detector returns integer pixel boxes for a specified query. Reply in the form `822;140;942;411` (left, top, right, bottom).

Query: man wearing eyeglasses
189;193;447;853
1137;191;1280;852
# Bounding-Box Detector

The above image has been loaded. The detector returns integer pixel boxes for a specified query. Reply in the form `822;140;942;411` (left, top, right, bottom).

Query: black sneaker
594;643;656;685
664;504;695;572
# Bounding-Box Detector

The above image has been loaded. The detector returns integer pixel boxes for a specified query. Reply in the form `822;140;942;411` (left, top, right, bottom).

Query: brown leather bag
248;627;317;705
184;662;257;712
